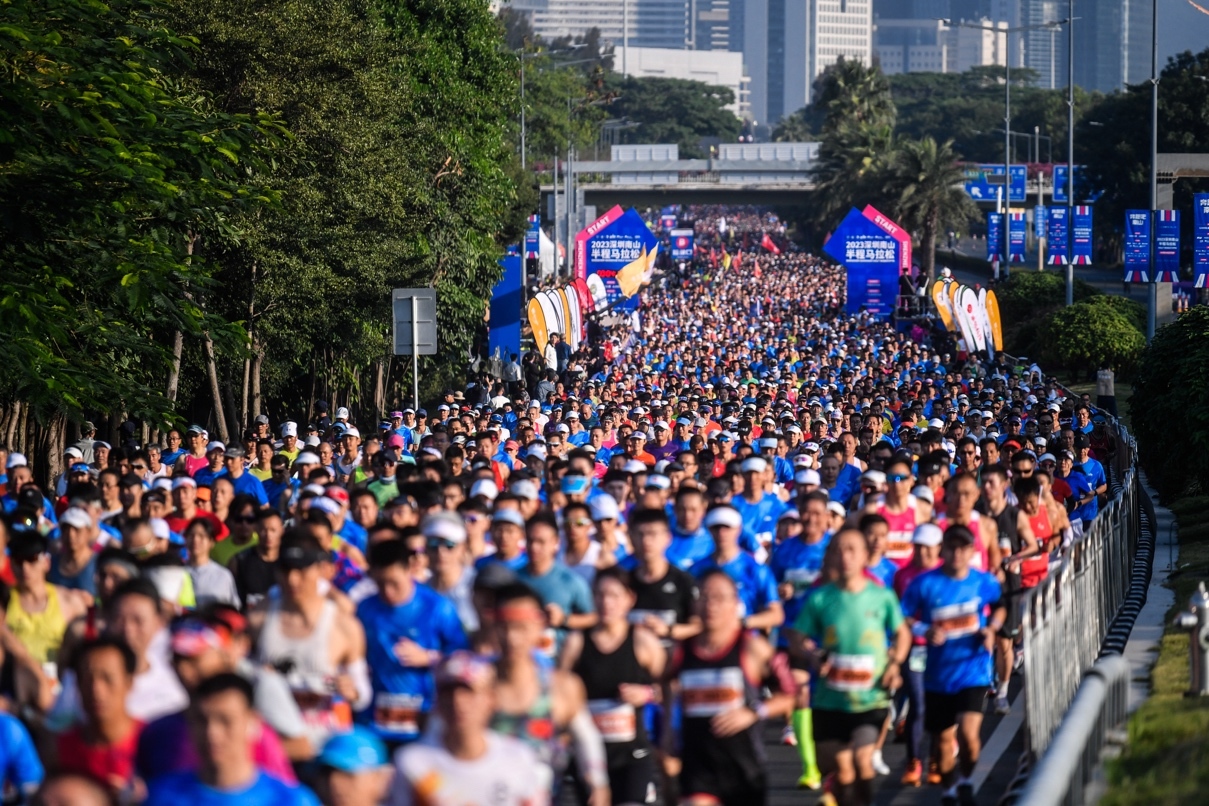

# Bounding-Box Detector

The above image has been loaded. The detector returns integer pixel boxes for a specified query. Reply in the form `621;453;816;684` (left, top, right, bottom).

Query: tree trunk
373;358;386;419
224;367;240;441
240;261;257;428
239;350;251;429
2;401;20;451
167;330;184;403
923;213;938;285
203;333;230;443
250;339;264;424
32;410;67;491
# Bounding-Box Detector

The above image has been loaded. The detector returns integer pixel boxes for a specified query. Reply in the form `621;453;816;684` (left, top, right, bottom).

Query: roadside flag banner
670;228;694;260
1008;212;1026;263
987;212;1002;262
1047;207;1069;265
1123;209;1151;283
1154;209;1181;282
1072;206;1093;265
576;206;659;313
1195;194;1209;288
524;214;540;259
985;290;1004;352
931;279;956;332
760;233;781;255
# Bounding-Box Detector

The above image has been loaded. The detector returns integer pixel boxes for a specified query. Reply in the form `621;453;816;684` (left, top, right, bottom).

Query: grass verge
1100;495;1209;805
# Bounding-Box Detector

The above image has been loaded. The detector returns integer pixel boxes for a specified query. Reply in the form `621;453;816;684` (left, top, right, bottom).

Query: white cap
171;476;197;490
150;517;171;542
911;485;934;504
64;447;83;459
653;420;670;431
704;506;743;529
860;470;887;486
1038;452;1057;463
1047;401;1062;412
343;426;361;439
304;435;321;447
302;483;327;496
281;421;298;437
802;442;820;453
310;497;340;515
526;446;548;462
740;457;768;474
469;479;499;501
335;406;350;420
826;501;847;517
793;454;813;468
928;418;944;429
760;437;779;450
511;479;540;500
5;452;27;469
422;512;467;545
589;495;620;521
205;441;225;454
645;474;671;490
794;468;821;487
623;460;649;474
913;523;943;547
295;451;321;465
60;507;92;529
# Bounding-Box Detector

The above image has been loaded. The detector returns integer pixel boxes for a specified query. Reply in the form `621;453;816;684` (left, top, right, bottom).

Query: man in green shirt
367;452;399;508
791;527;911;806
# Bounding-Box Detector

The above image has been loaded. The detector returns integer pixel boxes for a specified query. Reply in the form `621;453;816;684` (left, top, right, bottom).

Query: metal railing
1019;445;1138;754
1014;655;1132;806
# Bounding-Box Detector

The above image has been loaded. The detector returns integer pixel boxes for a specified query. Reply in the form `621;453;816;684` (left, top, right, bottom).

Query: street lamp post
515;47;590;170
1067;0;1075;305
942;18;1070;276
1147;0;1159;340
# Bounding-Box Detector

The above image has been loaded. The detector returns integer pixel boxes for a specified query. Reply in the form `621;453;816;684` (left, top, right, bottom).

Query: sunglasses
464;514;485;525
569;518;592;527
428;539;459;551
232;515;257;524
131;464;147;471
887;473;911;483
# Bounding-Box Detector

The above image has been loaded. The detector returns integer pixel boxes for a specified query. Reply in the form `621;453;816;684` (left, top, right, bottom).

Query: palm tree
891;137;979;283
812;123;897;234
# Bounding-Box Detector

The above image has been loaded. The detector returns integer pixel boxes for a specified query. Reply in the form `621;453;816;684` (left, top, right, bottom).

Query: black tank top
573;627;651;763
676;630;765;774
988;501;1022;591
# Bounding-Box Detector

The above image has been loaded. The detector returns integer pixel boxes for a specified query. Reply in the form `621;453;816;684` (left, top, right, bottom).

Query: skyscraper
508;0;692;51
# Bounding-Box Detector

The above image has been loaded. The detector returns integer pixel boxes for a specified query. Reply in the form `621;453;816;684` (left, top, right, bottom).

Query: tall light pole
1066;0;1075;305
1147;0;1159;340
943;18;1070;273
515;46;589;170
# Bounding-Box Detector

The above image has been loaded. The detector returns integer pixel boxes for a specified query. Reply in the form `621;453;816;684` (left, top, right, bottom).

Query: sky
1161;0;1209;65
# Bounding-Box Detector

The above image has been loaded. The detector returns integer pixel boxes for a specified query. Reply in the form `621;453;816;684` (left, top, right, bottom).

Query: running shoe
927;761;943;785
900;759;923;787
995;695;1011;715
796;771;822;790
872;749;890;776
781;724;798;746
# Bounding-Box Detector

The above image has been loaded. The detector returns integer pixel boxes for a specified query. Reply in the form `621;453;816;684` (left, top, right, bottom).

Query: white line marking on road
972;693;1023;793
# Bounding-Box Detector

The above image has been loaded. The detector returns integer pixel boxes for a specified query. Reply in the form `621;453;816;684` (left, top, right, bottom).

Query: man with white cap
475;509;527;572
193;441;228;487
731;456;789;561
691;505;782;633
424;512;479;633
48;507;100;598
279;421;301;463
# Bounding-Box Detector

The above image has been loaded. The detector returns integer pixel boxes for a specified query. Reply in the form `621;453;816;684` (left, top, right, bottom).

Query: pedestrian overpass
540;142;819;209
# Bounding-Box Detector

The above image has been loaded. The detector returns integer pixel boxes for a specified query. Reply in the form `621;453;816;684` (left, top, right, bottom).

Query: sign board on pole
1194;194;1209;288
1034;205;1046;239
822;207;902;320
1008;212;1027;263
1072;206;1093;265
670;228;695;261
986;212;1002;262
1123;210;1151;283
576;207;659;314
1154;209;1181;282
1047;207;1069;265
392;289;438;355
964;165;1027;202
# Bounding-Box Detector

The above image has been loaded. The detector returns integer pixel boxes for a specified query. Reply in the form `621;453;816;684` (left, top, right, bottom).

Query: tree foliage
605;75;741;158
0;0;280;425
1037;301;1144;373
1131;305;1209;499
892;137;980;281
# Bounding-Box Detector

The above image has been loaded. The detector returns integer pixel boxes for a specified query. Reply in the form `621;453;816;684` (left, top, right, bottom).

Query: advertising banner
1123;209;1151;283
1195;194;1209;288
524;214;540;260
1072;206;1093;265
489;253;523;359
987;212;1002;262
1047;207;1069;265
823;208;901;319
576;206;659;314
670;228;695;261
1008;212;1026;263
1034;205;1046;239
1154;209;1181;283
862;205;911;271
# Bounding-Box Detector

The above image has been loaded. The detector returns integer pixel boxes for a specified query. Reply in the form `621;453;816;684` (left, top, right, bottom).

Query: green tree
1038;301;1144;374
891;137;980;281
605;75;741;158
772;108;814;142
0;0;279;474
815;58;897;135
1131;305;1209;499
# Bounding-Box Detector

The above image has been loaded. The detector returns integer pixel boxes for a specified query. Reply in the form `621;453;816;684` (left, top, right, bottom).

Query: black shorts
811;708;889;747
608;750;658;805
999;588;1027;638
924;687;987;734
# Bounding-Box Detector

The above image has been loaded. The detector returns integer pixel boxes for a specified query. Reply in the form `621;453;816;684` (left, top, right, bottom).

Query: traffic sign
964;164;1026;203
392;288;438;356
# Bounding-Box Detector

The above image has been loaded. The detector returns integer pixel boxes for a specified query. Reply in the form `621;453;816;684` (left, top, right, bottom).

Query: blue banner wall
987;212;1002;262
670;228;695;260
1195;194;1209;288
1008;212;1026;262
1072;206;1093;265
823;208;901;319
490;254;523;358
1124;210;1151;283
1047;207;1069;265
1154;209;1180;282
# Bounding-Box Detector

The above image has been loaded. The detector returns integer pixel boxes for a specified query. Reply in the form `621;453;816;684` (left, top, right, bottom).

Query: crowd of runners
0;208;1120;806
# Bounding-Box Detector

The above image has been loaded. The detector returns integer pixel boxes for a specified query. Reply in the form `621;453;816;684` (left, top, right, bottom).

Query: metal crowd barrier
1019;416;1138;756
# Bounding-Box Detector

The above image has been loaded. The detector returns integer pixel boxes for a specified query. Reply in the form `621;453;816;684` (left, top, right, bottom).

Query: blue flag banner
1008;212;1026;263
489;254;523;358
1072;206;1093;265
1195;194;1209;288
1047;207;1069;265
576;206;660;314
987;212;1002;262
524;214;540;260
1154;209;1181;282
822;207;902;319
1034;205;1046;238
1123;209;1151;283
670;228;694;261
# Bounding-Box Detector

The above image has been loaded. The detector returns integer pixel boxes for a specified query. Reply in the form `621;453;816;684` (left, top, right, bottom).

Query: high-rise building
508;0;692;51
614;46;751;115
745;0;873;125
873;16;1006;74
694;0;746;51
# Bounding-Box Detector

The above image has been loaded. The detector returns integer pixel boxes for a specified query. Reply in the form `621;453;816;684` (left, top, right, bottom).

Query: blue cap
318;727;387;772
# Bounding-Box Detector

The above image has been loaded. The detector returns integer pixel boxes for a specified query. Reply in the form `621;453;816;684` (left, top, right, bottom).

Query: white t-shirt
389;731;550;806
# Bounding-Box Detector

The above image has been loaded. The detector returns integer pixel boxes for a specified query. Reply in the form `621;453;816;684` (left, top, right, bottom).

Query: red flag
760;233;781;255
733;250;743;269
709;247;718;268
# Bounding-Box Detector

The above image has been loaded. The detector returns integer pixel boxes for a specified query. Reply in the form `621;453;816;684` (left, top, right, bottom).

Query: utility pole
1066;0;1075;306
1147;0;1159;341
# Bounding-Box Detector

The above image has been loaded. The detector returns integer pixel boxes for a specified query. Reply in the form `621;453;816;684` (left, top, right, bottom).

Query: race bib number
886;531;914;562
293;689;352;735
826;654;876;692
373;692;423;737
784;567;820;593
931;601;981;640
680;667;745;717
588;699;637;743
628;608;676;627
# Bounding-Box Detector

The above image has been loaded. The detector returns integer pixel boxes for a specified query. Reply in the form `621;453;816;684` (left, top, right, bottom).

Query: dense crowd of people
0;207;1121;806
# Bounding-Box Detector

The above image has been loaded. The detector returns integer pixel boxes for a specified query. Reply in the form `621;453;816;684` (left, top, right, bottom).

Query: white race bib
373;692;423;737
680;667;745;718
931;600;981;639
826;654;876;692
588;699;638;743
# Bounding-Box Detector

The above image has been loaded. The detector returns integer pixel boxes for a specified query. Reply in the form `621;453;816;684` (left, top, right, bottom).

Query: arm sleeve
569;706;610;790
